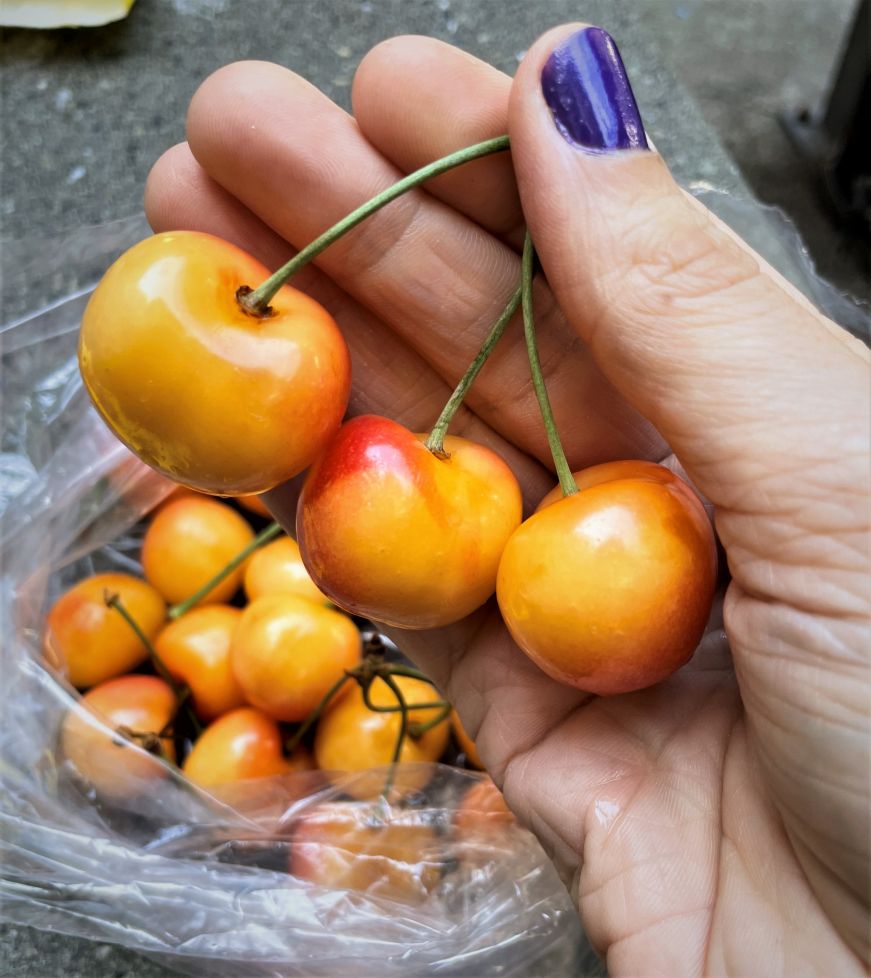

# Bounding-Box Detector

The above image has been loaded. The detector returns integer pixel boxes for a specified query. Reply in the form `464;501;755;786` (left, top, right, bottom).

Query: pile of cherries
46;487;512;901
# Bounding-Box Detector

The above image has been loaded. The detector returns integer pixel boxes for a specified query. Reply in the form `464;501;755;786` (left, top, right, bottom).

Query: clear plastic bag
0;217;592;976
0;191;865;977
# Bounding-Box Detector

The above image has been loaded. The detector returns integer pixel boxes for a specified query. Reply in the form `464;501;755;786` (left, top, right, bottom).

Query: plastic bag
0;188;866;977
0;216;593;976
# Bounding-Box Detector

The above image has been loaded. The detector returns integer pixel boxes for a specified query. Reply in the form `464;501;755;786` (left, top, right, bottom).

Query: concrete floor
0;1;867;976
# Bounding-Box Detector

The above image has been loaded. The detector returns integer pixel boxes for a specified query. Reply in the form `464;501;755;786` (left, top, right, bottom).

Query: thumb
509;24;867;513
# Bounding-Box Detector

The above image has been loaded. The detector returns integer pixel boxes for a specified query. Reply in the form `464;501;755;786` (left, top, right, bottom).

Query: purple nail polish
541;27;648;152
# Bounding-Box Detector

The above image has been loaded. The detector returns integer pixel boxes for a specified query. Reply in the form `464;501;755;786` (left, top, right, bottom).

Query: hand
144;26;869;977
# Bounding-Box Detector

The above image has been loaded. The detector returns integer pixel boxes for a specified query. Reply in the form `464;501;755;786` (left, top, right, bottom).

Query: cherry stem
105;592;182;696
284;672;352;754
375;663;436;684
425;283;523;458
240;135;511;316
283;656;444;759
104;592;202;735
167;520;283;620
380;672;409;801
408;701;452;739
360;685;448;715
119;727;171;762
521;233;578;497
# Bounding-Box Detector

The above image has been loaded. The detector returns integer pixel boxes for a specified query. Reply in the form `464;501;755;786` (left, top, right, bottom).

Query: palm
145;38;867;977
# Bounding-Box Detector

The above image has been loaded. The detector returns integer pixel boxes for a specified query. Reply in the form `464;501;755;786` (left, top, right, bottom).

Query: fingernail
541;27;648;152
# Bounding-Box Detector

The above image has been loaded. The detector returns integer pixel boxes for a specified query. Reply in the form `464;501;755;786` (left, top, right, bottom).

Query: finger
352;35;524;248
145;142;295;271
186;61;665;472
511;24;871;937
381;611;593;787
144;143;549;504
510;25;869;519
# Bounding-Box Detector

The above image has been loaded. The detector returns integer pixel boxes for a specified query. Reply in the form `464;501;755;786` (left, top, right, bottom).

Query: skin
243;535;328;605
289;801;444;904
60;675;176;800
230;594;361;722
498;461;717;694
182;707;311;787
297;414;522;628
79;230;350;495
141;495;254;605
314;674;450;800
153;604;247;721
145;30;869;978
44;572;166;688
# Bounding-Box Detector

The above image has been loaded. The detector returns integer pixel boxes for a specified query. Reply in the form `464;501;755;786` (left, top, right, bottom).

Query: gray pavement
0;0;866;975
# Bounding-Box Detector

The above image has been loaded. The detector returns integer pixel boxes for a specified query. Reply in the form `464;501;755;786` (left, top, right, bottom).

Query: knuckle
618;202;764;320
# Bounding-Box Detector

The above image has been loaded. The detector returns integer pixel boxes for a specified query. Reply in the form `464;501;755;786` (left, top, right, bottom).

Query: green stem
361;686;448;715
380;672;409;801
239;135;511;316
105;592;202;736
425;284;522;457
521;233;578;496
168;520;283;620
105;592;183;698
408;701;452;739
285;672;352;754
376;663;439;684
158;687;201;738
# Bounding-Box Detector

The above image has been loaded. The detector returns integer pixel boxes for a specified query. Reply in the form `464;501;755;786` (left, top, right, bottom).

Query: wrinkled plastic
0;193;866;977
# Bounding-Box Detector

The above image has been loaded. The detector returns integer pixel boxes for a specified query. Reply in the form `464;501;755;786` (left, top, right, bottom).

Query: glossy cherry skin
182;707;312;788
231;595;361;722
79;231;351;494
297;415;523;629
289;801;444;904
60;675;176;800
141;495;254;606
243;536;328;605
44;573;166;688
497;460;717;696
314;674;450;800
154;604;247;721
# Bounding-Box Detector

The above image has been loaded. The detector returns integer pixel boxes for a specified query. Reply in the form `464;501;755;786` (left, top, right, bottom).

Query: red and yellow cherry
60;675;176;799
182;707;311;787
243;536;328;605
44;573;166;688
289;801;443;903
78;231;351;494
497;460;717;695
451;709;483;770
141;495;254;606
154;605;246;721
231;595;361;722
297;415;523;628
313;674;450;800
